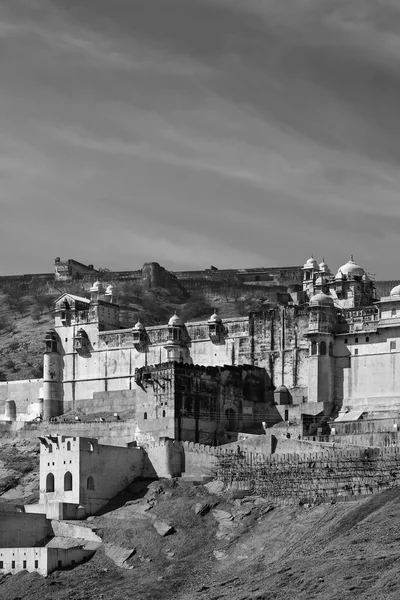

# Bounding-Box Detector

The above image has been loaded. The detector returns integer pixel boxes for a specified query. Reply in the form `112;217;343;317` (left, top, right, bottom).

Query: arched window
355;337;358;343
320;341;327;355
87;476;95;491
162;410;166;418
48;444;53;453
311;341;317;356
329;343;333;356
144;412;147;420
46;473;55;493
66;441;71;451
64;471;73;491
87;442;94;452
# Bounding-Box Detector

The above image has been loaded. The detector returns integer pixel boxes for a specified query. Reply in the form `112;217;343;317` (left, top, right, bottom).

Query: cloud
1;0;400;278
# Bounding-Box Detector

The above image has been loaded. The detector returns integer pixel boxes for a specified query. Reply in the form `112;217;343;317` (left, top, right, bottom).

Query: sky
1;0;400;278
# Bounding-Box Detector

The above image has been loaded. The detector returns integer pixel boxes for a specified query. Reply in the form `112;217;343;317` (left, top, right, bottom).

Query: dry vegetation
0;277;271;382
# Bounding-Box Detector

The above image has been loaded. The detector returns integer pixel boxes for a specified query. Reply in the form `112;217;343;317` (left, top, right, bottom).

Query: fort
3;253;400;576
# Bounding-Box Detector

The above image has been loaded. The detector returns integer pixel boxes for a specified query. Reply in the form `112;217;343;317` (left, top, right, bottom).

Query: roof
334;409;364;422
55;293;90;304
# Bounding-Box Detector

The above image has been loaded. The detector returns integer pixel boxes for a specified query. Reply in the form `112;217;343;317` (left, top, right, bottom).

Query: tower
43;329;63;420
306;292;337;413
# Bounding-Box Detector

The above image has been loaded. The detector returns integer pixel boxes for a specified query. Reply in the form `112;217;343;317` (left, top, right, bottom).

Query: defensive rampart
145;439;400;505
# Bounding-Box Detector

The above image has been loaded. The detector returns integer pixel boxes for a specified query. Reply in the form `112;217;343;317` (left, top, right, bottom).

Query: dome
133;320;145;330
90;280;104;293
309;291;334;307
208;310;222;324
335;268;344;280
390;284;400;297
339;255;364;278
275;384;289;393
303;256;319;270
105;284;114;295
168;312;183;327
315;275;324;286
319;258;330;274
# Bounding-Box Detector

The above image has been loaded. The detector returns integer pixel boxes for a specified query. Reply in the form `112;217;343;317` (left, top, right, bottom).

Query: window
392;308;397;317
355;337;358;343
64;471;73;491
344;338;348;344
162;410;166;418
87;442;94;452
66;441;71;451
58;560;62;568
11;561;15;569
87;476;95;491
255;275;260;282
144;412;147;420
329;343;333;356
46;473;55;493
34;560;38;569
354;349;359;356
48;444;53;453
23;561;26;569
366;336;370;343
0;561;3;569
311;341;317;356
320;341;327;355
391;341;396;351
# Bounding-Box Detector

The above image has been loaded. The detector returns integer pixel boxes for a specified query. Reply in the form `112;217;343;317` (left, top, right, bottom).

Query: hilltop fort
2;254;400;576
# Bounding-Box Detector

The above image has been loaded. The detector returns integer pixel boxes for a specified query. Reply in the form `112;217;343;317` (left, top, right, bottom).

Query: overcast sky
1;0;400;278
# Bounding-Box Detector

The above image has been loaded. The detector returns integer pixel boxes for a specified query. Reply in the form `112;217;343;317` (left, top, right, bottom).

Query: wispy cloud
1;0;400;277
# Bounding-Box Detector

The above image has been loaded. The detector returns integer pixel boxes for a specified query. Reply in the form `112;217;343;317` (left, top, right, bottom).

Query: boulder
153;520;175;537
194;502;211;516
204;481;225;496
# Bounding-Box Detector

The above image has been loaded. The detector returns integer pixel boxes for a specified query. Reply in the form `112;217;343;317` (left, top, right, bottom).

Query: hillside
0;440;400;600
0;278;271;382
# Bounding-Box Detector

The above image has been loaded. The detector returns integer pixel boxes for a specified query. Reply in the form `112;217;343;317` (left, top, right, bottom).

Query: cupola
132;320;147;347
319;258;330;274
167;312;184;343
208;310;224;343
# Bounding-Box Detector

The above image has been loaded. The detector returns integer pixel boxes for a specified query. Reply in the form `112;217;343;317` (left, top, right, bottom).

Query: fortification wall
144;439;400;505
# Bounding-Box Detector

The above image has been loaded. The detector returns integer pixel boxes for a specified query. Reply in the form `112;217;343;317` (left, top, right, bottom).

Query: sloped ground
0;440;39;505
1;474;400;600
0;284;254;382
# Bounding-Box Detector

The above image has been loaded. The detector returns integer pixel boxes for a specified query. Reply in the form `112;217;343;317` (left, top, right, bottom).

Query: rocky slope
0;444;400;600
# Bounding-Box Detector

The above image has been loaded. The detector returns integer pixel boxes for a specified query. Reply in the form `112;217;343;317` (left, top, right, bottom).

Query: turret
43;329;63;420
208;310;225;344
164;313;190;362
133;320;147;351
306;293;336;412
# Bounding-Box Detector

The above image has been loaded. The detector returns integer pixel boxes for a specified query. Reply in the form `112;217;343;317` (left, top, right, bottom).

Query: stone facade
3;254;400;444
